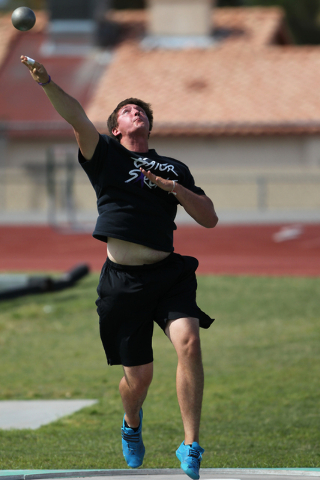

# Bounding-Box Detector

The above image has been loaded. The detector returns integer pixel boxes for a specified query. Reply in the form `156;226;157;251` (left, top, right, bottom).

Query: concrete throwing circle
1;469;320;480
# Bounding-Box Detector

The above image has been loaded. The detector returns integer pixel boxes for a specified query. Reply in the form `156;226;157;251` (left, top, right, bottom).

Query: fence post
0;123;7;211
65;152;76;226
46;147;56;226
257;176;267;211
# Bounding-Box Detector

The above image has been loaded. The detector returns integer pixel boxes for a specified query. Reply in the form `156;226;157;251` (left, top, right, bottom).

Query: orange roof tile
0;11;97;138
0;13;17;64
87;42;320;136
2;6;318;138
213;7;287;48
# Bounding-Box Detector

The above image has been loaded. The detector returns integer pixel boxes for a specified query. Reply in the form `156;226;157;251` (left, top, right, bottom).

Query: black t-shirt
79;134;205;252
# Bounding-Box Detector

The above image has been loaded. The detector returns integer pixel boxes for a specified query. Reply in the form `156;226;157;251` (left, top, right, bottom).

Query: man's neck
120;136;149;153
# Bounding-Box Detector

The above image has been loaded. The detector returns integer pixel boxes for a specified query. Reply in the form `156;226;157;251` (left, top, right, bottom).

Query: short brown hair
107;98;154;142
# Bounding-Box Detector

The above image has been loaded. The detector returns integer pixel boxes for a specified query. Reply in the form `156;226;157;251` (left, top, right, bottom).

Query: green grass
0;274;319;469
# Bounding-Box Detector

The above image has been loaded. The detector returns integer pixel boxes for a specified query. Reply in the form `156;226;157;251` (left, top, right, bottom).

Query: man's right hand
20;55;50;84
20;54;99;160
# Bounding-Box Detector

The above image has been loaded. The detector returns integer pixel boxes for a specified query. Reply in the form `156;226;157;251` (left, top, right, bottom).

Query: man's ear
112;127;120;137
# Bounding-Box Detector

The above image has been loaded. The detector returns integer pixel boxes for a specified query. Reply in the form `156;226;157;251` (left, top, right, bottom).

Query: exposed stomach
107;237;170;265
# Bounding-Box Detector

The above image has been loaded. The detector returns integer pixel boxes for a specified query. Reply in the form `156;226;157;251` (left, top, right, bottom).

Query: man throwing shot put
21;55;218;480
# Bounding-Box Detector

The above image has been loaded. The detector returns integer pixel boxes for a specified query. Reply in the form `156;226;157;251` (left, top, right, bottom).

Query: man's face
112;104;150;139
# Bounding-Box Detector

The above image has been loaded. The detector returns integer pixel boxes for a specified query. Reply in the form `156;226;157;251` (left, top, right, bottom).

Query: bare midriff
107;237;170;266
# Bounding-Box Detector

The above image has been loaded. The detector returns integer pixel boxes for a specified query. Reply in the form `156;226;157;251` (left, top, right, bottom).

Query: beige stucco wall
1;134;320;219
149;135;320;170
6;134;320;170
6;139;78;168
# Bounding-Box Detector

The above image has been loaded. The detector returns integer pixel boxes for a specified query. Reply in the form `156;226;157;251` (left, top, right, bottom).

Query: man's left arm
140;168;218;228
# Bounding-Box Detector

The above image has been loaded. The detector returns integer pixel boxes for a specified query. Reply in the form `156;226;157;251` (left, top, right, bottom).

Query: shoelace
187;447;202;467
122;429;141;452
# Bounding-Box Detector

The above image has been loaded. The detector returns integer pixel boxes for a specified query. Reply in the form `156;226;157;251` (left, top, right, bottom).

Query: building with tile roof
1;3;320;223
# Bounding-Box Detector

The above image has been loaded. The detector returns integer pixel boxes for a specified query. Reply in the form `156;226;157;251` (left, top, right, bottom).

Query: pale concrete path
0;400;97;430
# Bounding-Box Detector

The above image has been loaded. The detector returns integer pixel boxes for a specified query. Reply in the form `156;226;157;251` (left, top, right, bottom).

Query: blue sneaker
176;441;205;479
121;409;145;468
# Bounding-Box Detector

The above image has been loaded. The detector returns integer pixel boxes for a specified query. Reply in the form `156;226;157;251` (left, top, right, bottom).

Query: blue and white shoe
121;409;145;468
176;441;205;479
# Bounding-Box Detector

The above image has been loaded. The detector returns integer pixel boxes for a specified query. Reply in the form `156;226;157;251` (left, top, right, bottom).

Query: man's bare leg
165;317;204;445
119;362;153;428
120;363;152;468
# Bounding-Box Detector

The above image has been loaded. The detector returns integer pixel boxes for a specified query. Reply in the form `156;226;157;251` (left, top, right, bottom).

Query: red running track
0;224;320;276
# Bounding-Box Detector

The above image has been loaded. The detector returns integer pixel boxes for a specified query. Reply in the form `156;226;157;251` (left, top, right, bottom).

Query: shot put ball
12;7;36;31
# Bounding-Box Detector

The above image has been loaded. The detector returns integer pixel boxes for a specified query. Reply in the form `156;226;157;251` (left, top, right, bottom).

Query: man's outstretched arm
20;56;99;160
140;168;218;228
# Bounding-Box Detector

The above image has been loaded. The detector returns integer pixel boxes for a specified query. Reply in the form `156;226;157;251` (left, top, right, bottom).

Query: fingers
20;55;31;70
20;55;42;70
26;56;35;66
140;167;153;178
20;55;49;83
140;168;157;183
139;168;172;192
20;56;35;66
21;55;35;68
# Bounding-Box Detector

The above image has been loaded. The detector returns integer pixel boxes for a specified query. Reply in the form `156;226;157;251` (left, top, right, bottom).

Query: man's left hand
140;168;175;193
140;168;218;228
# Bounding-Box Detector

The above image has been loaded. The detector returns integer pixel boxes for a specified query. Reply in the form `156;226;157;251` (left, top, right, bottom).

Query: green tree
113;0;145;8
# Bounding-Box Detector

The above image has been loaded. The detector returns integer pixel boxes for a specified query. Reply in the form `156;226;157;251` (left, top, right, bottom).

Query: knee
135;370;153;392
121;364;153;394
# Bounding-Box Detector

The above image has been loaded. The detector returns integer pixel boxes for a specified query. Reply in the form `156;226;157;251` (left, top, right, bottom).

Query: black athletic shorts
96;252;214;367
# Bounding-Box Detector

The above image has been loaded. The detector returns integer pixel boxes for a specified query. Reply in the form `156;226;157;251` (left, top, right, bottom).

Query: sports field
0;224;319;470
